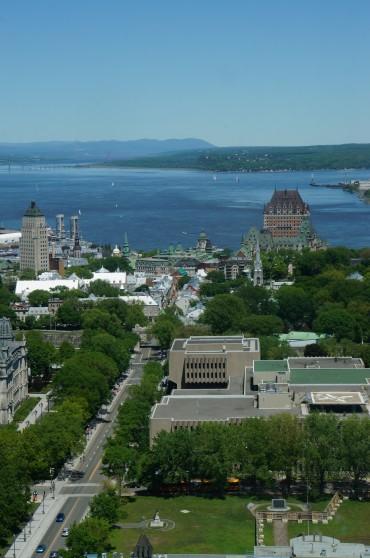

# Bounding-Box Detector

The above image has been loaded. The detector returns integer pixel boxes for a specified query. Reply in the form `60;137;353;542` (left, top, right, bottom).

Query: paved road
19;347;150;558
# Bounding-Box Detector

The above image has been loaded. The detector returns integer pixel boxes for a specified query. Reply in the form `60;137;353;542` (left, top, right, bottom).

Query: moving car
55;512;65;522
36;545;46;554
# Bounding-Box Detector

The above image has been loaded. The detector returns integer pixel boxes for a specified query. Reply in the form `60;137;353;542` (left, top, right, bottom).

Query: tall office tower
70;215;79;242
56;214;65;240
19;201;49;274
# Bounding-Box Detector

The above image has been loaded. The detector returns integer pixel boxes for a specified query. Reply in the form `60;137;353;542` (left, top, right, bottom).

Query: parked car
55;512;65;522
49;552;59;558
61;528;69;537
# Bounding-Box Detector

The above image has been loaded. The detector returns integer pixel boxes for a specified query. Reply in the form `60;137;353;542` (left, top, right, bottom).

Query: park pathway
273;520;289;545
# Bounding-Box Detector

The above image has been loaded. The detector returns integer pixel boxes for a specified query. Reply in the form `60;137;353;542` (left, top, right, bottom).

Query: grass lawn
287;500;370;544
12;397;41;423
111;495;265;554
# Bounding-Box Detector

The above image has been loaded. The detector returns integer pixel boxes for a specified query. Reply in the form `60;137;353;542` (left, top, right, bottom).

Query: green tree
244;314;284;336
62;517;111;557
151;308;182;348
82;332;130;370
90;489;121;525
57;299;83;328
126;303;147;329
314;307;356;340
341;416;370;494
202;294;246;333
88;279;120;297
59;340;75;362
26;331;56;385
82;308;122;336
28;289;50;307
303;413;342;494
276;286;313;328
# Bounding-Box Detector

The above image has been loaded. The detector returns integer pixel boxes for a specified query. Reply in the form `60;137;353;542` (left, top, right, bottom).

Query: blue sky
1;0;370;145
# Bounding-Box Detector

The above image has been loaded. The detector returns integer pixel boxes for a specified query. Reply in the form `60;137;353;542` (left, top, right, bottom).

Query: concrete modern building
150;336;261;443
69;215;79;242
252;356;370;415
55;214;65;241
0;318;28;424
168;335;260;389
255;535;370;558
19;201;49;274
150;345;370;444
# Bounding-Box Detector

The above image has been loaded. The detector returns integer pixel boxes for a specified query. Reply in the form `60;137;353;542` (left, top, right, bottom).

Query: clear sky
1;0;370;146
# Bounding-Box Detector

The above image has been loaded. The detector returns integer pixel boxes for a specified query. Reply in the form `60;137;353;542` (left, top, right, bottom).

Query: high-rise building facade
70;215;79;242
56;214;65;240
19;201;49;274
263;189;310;238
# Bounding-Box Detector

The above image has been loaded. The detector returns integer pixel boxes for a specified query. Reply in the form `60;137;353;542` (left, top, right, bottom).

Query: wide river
1;166;370;250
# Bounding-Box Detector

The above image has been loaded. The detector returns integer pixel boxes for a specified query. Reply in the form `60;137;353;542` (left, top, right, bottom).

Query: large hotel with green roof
150;338;370;443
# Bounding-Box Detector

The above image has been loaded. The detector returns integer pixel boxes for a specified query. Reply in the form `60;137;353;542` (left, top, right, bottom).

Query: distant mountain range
104;143;370;172
0;138;214;164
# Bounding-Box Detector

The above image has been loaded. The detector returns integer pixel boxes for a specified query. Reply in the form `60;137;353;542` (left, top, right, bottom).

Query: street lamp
42;490;46;514
12;533;16;558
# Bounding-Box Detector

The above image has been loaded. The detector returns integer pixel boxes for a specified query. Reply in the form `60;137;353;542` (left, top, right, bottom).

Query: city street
7;347;151;558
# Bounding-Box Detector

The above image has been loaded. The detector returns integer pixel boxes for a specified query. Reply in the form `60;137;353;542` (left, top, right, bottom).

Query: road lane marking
47;497;80;552
88;457;102;481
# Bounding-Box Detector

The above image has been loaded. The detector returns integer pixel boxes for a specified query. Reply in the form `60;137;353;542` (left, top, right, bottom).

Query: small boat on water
309;173;354;189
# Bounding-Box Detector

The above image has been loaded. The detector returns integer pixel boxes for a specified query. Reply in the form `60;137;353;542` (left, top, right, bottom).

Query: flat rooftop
310;391;366;405
288;356;364;369
290;368;370;385
172;336;259;352
151;395;298;421
254;360;288;373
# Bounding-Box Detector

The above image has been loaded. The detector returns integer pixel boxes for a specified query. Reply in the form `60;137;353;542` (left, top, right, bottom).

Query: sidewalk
17;392;51;432
6;369;134;558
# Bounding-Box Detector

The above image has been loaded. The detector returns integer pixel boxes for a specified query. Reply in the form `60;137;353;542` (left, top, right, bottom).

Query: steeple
133;535;153;558
253;240;263;287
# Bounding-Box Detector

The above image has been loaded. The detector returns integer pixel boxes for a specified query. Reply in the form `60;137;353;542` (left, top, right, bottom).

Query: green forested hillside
104;143;370;171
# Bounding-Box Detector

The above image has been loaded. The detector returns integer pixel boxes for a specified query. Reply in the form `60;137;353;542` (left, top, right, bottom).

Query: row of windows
185;371;226;380
185;360;226;370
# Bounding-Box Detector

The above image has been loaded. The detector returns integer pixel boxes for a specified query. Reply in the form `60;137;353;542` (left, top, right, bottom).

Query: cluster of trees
197;248;370;363
151;307;211;349
142;413;370;497
0;299;141;546
103;361;163;493
54;300;141;415
0;397;88;545
61;489;122;557
114;143;370;172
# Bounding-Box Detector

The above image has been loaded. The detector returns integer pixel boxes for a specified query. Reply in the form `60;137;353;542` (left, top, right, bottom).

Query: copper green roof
24;201;44;217
254;360;288;373
279;331;326;341
290;368;370;385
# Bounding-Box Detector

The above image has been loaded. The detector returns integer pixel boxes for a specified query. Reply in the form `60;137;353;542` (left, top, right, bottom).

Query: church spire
253;240;263;286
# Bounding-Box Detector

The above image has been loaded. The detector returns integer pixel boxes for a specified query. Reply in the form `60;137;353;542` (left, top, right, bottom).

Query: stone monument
150;510;164;528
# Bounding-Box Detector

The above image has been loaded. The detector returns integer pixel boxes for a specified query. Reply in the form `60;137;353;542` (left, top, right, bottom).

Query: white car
61;527;69;537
